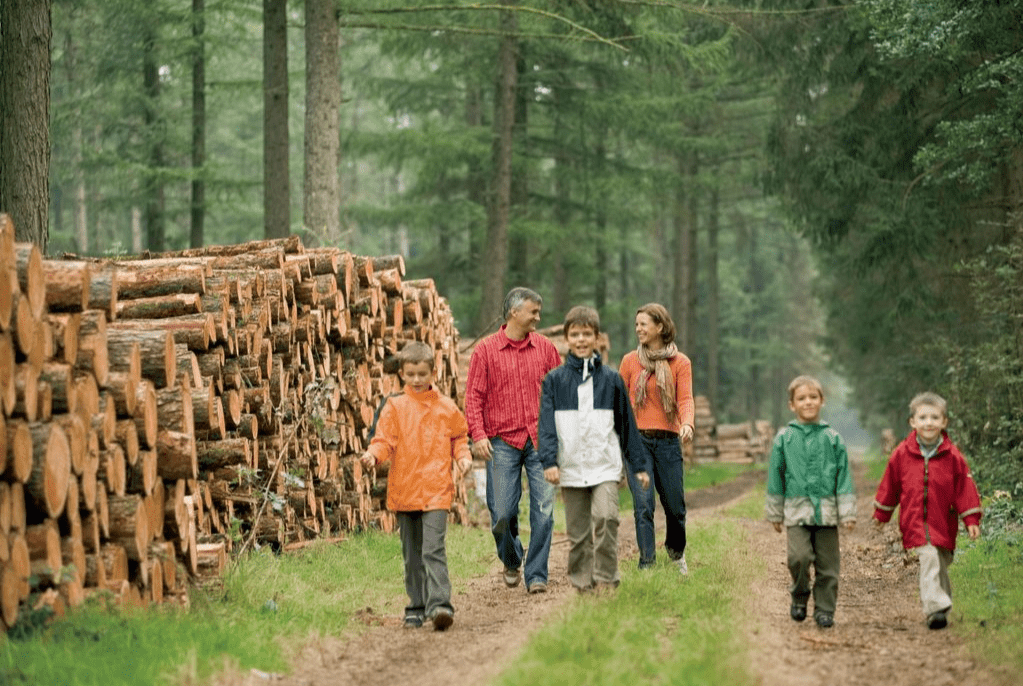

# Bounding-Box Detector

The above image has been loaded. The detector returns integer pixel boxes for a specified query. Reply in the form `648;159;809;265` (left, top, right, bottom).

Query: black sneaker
927;611;948;630
814;611;834;628
403;615;424;629
790;604;807;622
431;608;454;631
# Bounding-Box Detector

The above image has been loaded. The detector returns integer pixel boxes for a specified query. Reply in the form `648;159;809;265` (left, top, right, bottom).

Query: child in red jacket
873;392;982;630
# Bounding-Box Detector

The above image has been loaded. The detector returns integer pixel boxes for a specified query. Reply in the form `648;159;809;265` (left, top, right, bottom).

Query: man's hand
544;466;560;485
772;522;783;533
635;471;650;490
471;437;493;461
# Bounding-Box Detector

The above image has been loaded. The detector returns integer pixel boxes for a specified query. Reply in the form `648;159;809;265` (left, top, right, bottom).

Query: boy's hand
544;466;560;485
359;452;375;470
771;522;783;533
635;471;650;490
873;519;885;530
967;524;980;540
843;521;855;531
456;457;472;477
471;438;493;461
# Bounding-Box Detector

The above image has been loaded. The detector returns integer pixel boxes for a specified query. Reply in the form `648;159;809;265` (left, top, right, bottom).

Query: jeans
486;437;555;587
626;433;687;566
398;510;452;620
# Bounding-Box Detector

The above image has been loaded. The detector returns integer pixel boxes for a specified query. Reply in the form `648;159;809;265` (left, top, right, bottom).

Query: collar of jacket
565;352;602;380
403;385;439;402
787;420;830;433
905;429;951;458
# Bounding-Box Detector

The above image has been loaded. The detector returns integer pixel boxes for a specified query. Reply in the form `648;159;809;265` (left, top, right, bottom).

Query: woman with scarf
619;303;695;573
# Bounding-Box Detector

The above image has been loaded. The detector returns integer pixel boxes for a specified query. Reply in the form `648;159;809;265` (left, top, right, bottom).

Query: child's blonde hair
909;392;947;418
398;341;435;370
787;375;824;401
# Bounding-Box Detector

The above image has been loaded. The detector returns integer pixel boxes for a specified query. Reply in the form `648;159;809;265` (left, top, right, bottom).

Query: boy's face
566;323;597;360
399;361;434;393
909;403;947;444
789;384;823;423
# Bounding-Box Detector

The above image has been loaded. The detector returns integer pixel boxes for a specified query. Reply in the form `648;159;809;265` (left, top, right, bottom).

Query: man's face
509;300;542;333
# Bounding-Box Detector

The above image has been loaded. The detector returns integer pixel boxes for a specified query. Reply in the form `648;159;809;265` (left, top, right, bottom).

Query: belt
639;429;677;440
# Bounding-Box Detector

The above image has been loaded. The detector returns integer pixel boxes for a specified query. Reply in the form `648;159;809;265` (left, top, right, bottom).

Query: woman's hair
787;375;824;401
502;287;543;320
909;391;947;418
636;303;676;346
562;305;600;337
398;341;435;370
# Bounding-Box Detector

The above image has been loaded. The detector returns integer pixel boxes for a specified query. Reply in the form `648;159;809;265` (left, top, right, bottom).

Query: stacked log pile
691;395;718;461
0;213;464;628
715;420;773;463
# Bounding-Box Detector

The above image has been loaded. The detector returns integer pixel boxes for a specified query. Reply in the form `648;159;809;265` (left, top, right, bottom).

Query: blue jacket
538;352;646;487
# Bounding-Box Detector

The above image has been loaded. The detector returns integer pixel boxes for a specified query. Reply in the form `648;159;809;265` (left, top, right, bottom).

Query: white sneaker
677;553;688;575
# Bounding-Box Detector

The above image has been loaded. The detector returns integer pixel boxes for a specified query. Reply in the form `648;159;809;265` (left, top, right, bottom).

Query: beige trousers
916;544;954;617
562;481;620;590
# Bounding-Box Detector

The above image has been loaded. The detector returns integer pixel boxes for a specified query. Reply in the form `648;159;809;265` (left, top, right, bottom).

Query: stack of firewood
0;213;464;628
715;420;774;463
691;396;718;462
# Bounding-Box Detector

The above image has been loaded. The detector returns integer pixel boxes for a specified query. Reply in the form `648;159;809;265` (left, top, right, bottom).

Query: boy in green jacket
765;375;856;628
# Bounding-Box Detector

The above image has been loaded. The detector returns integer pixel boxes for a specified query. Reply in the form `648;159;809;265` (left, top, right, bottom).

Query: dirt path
229;464;1010;686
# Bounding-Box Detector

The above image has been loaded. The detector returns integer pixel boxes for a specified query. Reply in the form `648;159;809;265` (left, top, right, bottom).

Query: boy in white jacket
539;306;649;592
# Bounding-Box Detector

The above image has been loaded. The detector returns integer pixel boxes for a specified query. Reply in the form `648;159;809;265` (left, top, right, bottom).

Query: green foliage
942;235;1023;500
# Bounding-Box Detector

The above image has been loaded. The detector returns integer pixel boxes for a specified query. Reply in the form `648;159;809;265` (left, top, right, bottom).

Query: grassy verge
950;512;1023;674
494;490;761;686
0;526;494;686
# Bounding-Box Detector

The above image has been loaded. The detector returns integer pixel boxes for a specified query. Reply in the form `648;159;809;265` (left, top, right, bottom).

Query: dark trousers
786;525;840;615
626;433;687;565
398;510;452;620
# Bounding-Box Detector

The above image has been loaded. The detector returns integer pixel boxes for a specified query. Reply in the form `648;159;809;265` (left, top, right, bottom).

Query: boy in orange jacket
361;342;472;631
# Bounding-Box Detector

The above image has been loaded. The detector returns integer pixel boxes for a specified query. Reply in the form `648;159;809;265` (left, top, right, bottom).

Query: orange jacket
366;385;470;512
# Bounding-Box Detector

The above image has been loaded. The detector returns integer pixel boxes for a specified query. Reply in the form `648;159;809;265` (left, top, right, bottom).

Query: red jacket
367;386;471;512
873;430;982;551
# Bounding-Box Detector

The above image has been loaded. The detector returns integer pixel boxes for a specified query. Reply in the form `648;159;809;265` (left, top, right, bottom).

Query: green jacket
765;421;856;527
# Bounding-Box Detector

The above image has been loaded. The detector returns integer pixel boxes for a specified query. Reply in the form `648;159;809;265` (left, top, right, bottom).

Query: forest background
0;0;1020;503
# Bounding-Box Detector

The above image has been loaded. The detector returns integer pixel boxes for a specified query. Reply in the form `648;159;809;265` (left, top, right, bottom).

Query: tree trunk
142;24;166;253
63;20;88;254
707;171;720;412
0;0;52;251
190;0;206;249
552;84;570;316
263;0;290;239
477;3;517;330
303;0;341;246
